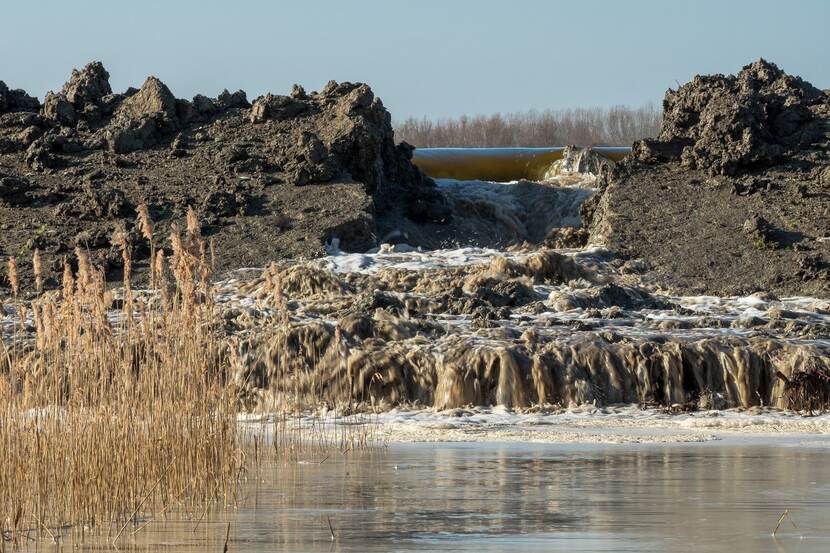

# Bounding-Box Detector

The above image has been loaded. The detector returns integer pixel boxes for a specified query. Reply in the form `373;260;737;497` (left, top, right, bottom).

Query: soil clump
0;62;447;292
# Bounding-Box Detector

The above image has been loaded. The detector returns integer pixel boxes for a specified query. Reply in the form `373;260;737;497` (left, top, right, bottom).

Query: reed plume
74;246;92;295
62;256;75;302
32;249;43;294
186;205;201;250
111;226;132;295
136;202;154;243
210;237;217;272
7;256;19;297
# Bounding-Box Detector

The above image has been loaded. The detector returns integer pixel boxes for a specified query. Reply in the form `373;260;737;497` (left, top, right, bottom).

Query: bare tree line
394;104;662;147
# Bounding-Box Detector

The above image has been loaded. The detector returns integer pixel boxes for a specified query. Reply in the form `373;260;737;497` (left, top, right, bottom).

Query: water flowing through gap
218;146;830;416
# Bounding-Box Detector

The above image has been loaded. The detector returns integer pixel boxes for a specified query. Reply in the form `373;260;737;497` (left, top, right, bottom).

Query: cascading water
217;148;830;414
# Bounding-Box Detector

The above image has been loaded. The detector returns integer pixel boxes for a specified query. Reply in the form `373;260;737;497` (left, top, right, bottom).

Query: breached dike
389;146;619;250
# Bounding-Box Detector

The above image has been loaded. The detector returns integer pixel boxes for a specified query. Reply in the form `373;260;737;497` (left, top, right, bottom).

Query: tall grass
395;104;661;148
0;211;243;546
0;206;372;547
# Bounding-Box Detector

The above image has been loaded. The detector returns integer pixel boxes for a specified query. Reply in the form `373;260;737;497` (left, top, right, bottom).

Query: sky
1;0;828;120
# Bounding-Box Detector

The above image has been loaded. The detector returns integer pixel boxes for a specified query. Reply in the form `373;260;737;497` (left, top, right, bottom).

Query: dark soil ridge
0;62;448;292
588;59;830;297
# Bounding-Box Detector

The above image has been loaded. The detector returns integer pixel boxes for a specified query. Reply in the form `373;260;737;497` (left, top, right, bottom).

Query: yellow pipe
412;147;630;181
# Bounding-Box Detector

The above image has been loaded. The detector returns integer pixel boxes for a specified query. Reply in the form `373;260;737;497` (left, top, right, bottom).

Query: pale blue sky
2;0;828;119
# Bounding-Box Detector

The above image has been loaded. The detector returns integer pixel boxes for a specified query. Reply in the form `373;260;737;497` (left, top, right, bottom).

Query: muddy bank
0;62;447;292
588;60;830;297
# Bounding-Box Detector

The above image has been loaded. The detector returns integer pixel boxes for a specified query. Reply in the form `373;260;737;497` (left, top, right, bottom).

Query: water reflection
73;442;830;552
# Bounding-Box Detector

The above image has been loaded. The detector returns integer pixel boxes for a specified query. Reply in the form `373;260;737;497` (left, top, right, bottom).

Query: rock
742;215;778;248
61;61;112;106
0;175;30;204
106;117;160;153
16;125;44;147
0;137;19;153
290;84;307;99
24;139;60;171
174;99;198;124
219;144;249;164
200;189;240;220
631;138;686;164
796;253;829;281
39;62;115;126
192;89;249;118
250;93;307;123
0;81;40;114
217;89;249;110
192;94;215;115
290;132;337;184
117;76;177;120
43;92;77;125
74;184;131;219
106;77;180;153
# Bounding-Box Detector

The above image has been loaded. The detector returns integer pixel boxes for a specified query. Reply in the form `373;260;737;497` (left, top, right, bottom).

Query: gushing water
217;167;830;414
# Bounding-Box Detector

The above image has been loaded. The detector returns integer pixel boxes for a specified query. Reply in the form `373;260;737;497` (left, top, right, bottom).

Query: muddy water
73;440;830;552
412;147;630;181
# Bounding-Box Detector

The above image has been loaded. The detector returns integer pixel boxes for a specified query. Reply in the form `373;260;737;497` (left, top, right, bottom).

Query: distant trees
394;104;662;148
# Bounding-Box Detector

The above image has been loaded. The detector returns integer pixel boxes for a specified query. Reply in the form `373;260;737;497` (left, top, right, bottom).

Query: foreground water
67;438;830;552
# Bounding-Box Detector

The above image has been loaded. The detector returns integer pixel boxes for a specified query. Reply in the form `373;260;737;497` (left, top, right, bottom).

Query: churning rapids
4;157;830;433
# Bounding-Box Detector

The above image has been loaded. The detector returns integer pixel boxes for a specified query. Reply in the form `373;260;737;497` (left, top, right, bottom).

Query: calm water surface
75;440;830;552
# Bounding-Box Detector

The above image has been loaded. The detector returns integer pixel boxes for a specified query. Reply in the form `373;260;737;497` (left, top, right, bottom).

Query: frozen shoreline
239;405;830;446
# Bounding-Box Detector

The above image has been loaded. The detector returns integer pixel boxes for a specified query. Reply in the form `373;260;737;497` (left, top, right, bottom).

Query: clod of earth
0;61;449;293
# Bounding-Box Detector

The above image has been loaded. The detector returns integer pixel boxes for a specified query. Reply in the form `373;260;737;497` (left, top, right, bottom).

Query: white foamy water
324;244;518;274
237;404;830;446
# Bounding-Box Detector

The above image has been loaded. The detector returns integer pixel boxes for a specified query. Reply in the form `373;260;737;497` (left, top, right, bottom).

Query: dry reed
6;256;18;298
0;206;374;548
0;238;240;544
32;249;42;294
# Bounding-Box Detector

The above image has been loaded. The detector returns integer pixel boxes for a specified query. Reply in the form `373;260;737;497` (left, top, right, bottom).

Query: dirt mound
589;60;830;297
0;62;448;292
634;59;829;176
